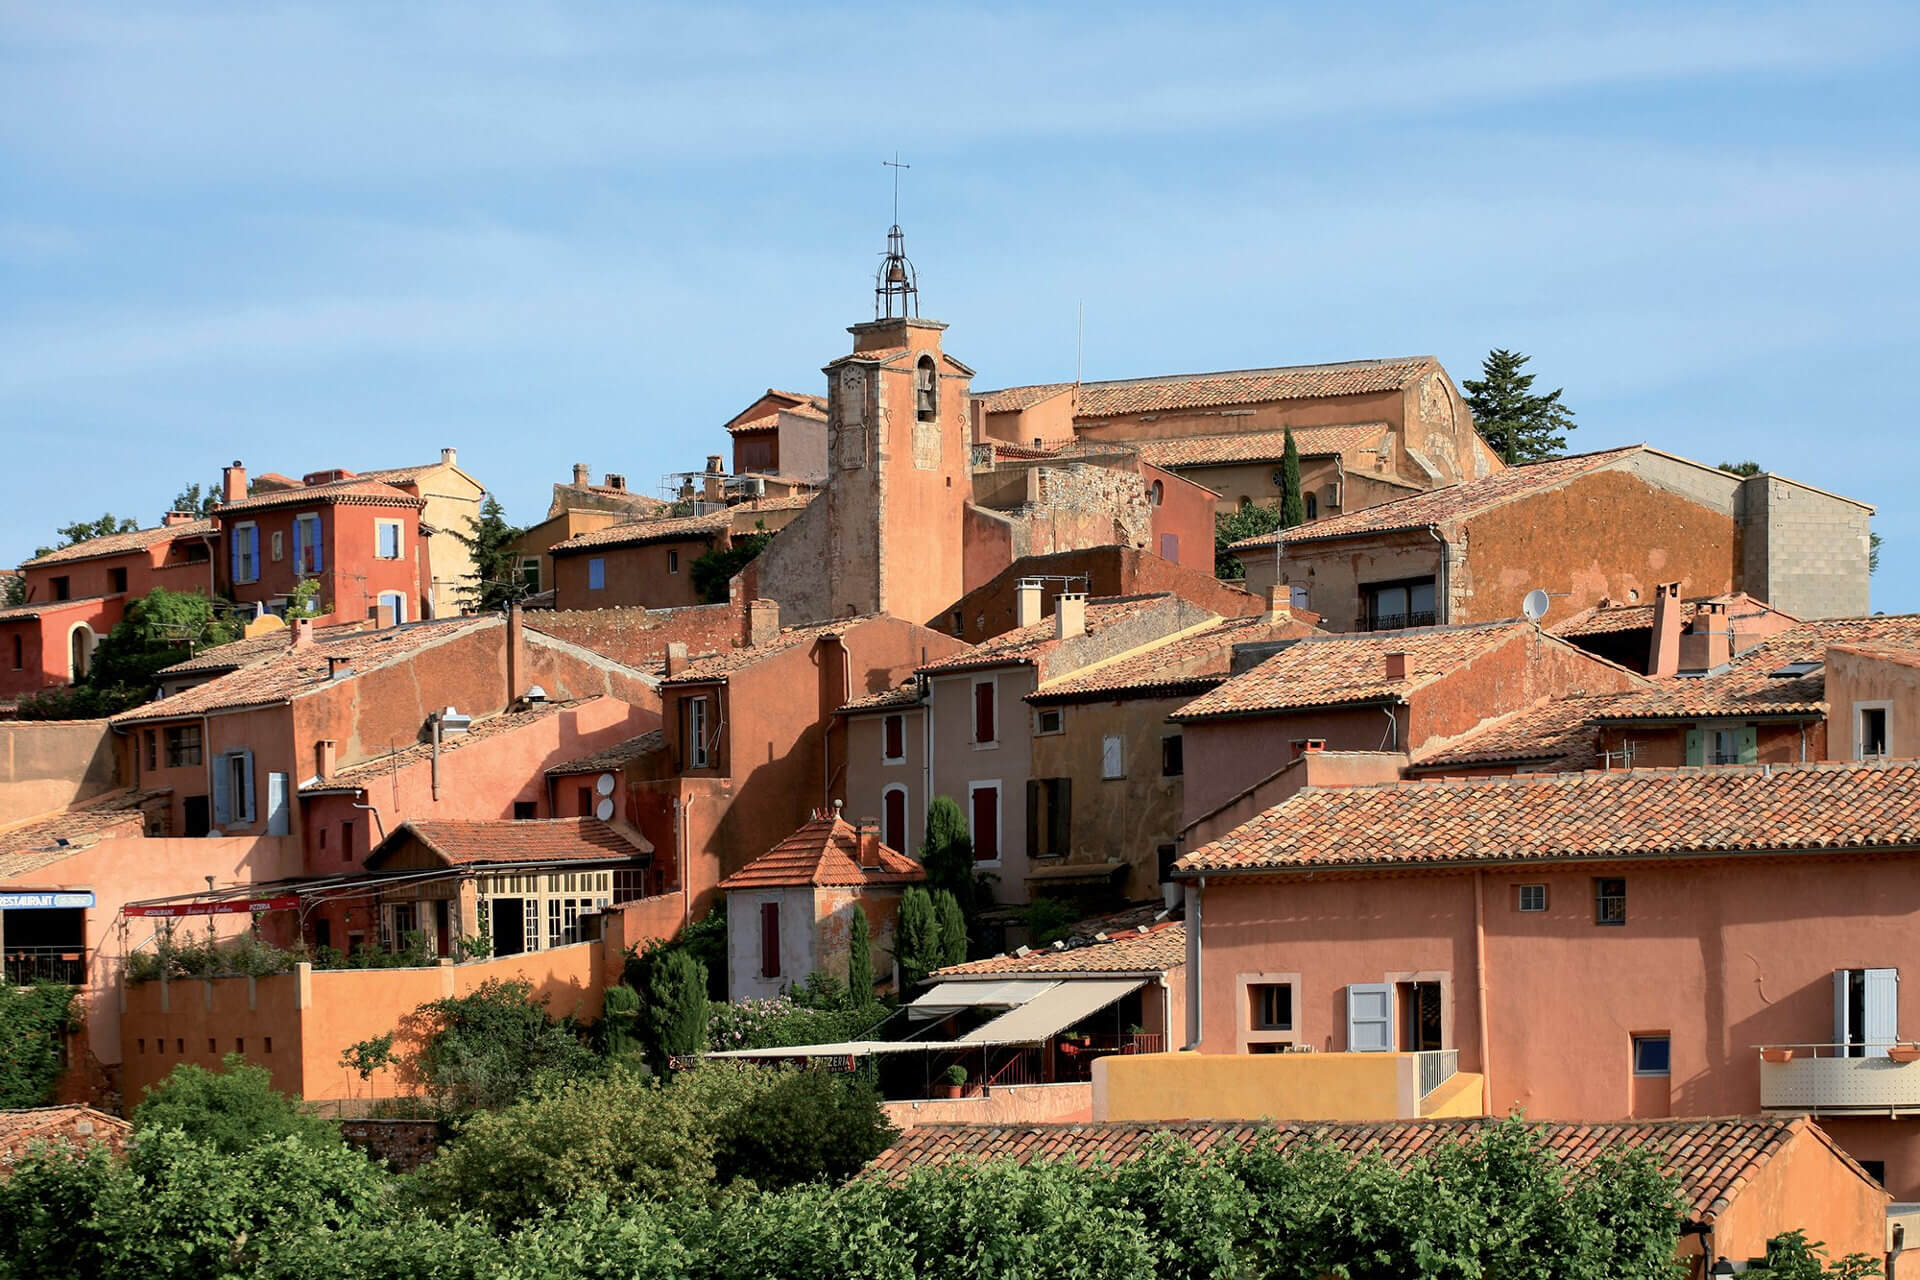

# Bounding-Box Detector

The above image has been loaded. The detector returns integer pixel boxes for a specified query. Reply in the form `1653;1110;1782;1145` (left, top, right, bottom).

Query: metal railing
5;948;85;986
1360;610;1437;633
1415;1048;1458;1099
1757;1043;1920;1115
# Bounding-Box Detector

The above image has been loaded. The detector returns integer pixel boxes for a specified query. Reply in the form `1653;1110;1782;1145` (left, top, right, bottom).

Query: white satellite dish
1522;589;1551;624
594;797;615;821
595;772;617;797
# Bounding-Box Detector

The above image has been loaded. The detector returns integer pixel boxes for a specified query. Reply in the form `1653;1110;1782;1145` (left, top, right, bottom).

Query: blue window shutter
212;753;231;826
1737;727;1758;764
240;749;255;823
1684;729;1704;766
312;516;322;573
250;527;260;579
291;518;303;575
230;529;241;585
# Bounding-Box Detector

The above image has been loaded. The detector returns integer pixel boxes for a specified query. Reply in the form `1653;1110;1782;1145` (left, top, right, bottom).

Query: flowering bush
706;992;887;1052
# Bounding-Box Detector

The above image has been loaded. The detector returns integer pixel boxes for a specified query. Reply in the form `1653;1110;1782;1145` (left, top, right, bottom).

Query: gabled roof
836;683;924;715
1131;424;1390;469
1408;694;1620;773
0;789;163;880
216;477;426;516
974;383;1076;414
916;595;1174;676
0;595;120;623
22;519;215;569
1172;620;1535;721
1550;592;1791;640
546;728;666;777
936;922;1184;978
974;358;1435;421
1030;613;1316;705
1177;760;1920;875
366;817;649;870
548;494;815;556
111;617;489;725
1230;446;1643;550
661;615;874;686
717;813;925;890
155;622;361;678
0;1106;132;1170
317;699;588;790
864;1115;1871;1223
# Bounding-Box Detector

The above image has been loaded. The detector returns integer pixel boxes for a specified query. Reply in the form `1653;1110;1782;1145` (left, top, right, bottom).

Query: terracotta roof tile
549;495;814;555
1177;759;1920;874
917;595;1174;675
1132;425;1390;469
837;683;924;714
22;520;215;568
662;615;870;685
1409;694;1624;772
0;595;120;622
976;359;1434;421
0;1107;132;1171
217;477;425;515
156;622;362;677
370;817;648;869
974;383;1076;414
546;728;667;776
549;483;668;514
318;699;589;788
1172;620;1533;721
726;413;781;435
1030;614;1319;704
718;814;925;890
865;1115;1843;1222
1830;641;1920;672
936;922;1184;977
0;789;164;880
1230;447;1643;550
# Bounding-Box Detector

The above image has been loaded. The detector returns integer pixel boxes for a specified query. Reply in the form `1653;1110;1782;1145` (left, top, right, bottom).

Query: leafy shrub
123;931;304;984
641;949;709;1067
0;982;74;1107
133;1053;339;1153
711;1069;896;1191
407;978;600;1115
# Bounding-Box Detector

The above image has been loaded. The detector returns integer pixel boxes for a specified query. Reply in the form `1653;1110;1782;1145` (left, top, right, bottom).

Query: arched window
1304;492;1318;520
1149;480;1164;506
67;625;95;684
915;356;937;423
883;784;909;854
1238;496;1254;513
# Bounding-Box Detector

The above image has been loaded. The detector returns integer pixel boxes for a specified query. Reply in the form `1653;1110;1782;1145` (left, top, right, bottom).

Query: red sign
122;895;301;918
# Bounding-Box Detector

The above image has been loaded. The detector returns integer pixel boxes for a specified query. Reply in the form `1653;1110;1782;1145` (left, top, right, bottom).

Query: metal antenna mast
875;153;919;319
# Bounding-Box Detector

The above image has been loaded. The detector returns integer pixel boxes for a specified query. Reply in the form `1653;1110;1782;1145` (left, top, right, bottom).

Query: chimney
1054;592;1087;640
706;455;725;474
1649;582;1684;677
1015;578;1043;628
605;473;626;492
1679;600;1731;672
314;739;337;780
1267;584;1293;624
440;447;457;467
289;618;315;649
856;820;882;869
162;510;194;527
1384;651;1409;681
665;642;689;678
375;601;397;630
505;603;524;704
747;598;780;648
221;460;247;504
573;463;590;486
1293;737;1327;758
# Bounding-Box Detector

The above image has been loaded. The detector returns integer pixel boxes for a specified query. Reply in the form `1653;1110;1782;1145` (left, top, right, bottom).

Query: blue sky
4;3;1917;608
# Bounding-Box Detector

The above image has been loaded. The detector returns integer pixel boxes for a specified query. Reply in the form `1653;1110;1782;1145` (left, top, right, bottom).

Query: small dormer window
915;356;937;422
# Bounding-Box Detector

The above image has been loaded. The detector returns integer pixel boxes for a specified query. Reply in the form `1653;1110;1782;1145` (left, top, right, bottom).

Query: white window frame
375;518;404;561
270;530;284;563
1033;706;1064;736
881;712;907;765
686;696;711;770
881;782;911;854
1631;1033;1672;1077
378;591;407;624
971;675;999;750
518;556;542;590
1236;970;1301;1053
967;779;1003;867
1856;700;1894;761
65;623;98;684
233;521;260;584
1101;734;1125;780
587;556;606;591
667;549;680;575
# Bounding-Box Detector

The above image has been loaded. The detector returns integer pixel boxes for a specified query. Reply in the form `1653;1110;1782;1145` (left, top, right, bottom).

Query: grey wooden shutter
212;752;232;826
266;772;290;836
1866;968;1899;1056
1347;983;1393;1052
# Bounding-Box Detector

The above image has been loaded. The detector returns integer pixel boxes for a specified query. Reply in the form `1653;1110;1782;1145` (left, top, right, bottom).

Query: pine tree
846;905;872;999
455;494;527;613
1278;427;1305;528
170;482;219;517
1213;504;1284;580
896;888;942;989
934;890;967;967
1462;349;1577;465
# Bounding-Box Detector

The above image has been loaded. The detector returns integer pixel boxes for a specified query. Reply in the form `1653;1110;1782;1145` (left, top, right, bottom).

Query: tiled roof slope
1408;694;1623;773
111;617;488;725
22;519;215;568
217;477;425;515
547;728;667;776
936;922;1184;977
917;595;1173;675
320;699;587;788
156;622;361;677
973;383;1075;414
1551;593;1790;640
866;1115;1849;1221
0;595;119;622
0;1106;132;1170
662;615;870;685
1178;760;1920;874
1172;620;1531;721
375;817;648;868
837;683;924;715
1230;446;1642;550
0;789;161;880
1132;425;1389;469
718;814;925;890
1594;616;1920;722
1031;614;1317;704
549;494;815;555
974;358;1433;420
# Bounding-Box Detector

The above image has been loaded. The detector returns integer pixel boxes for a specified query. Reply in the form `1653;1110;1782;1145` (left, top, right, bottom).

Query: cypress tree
847;905;873;999
896;888;941;988
934;890;967;967
1278;427;1305;528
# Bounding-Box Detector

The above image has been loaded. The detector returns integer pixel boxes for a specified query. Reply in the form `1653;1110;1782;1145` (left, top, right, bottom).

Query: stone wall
883;1081;1092;1131
339;1118;444;1171
525;602;742;671
1737;474;1872;619
0;718;118;827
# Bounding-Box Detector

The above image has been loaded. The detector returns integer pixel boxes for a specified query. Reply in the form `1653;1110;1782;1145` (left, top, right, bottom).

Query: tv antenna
883;152;909;225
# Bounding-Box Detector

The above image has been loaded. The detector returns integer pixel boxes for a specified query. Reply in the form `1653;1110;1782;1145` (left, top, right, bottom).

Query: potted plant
1889;1044;1920;1064
937;1064;968;1099
1760;1047;1795;1064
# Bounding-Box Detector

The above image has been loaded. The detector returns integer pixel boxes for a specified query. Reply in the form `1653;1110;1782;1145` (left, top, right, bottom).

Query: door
1399;982;1443;1052
183;796;211;838
1836;968;1899;1058
433;900;451;957
491;898;526;956
883;787;907;854
1347;983;1394;1052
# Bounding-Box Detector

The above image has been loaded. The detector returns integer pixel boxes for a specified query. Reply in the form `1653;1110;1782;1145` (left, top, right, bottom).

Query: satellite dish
595;772;617;797
594;797;615;821
1522;589;1551;624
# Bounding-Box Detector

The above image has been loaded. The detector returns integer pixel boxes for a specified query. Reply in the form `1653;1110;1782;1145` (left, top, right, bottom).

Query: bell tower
820;223;974;623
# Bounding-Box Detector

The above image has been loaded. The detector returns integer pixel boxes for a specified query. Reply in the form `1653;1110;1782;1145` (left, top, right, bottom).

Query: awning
1024;862;1128;883
907;979;1057;1016
957;978;1144;1045
706;1040;932;1060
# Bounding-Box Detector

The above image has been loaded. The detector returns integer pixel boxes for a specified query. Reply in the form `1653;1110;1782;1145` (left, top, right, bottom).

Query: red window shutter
884;714;904;760
760;902;781;979
884;788;907;853
972;788;998;862
974;682;995;744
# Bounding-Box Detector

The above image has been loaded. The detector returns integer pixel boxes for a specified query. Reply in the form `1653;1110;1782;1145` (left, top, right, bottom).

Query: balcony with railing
1359;610;1437;633
1758;1043;1920;1116
5;947;86;986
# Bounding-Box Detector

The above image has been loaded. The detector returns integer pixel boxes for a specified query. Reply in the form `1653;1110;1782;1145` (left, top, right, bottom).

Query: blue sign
0;892;96;910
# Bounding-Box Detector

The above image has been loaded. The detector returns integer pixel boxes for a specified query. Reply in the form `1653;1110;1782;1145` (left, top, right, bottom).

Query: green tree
169;481;219;518
18;586;243;719
1871;531;1882;576
934;889;967;968
896;887;942;988
846;905;872;999
1463;348;1577;464
43;513;140;558
642;949;710;1067
919;795;978;919
1213;503;1284;581
1;573;23;607
711;1068;897;1192
0;983;74;1107
408;978;599;1115
454;493;527;612
1278;427;1305;528
1718;459;1763;477
691;526;774;605
602;983;643;1062
132;1053;339;1153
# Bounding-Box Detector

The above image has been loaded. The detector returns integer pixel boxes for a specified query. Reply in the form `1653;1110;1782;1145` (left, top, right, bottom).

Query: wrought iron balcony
1758;1043;1920;1116
1359;611;1437;633
4;947;85;986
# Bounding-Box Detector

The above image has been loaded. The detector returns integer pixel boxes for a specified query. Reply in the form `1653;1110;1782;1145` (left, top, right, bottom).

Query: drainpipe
1379;704;1399;752
677;793;693;929
1183;877;1204;1050
1474;869;1492;1114
1426;525;1449;624
351;800;387;843
923;677;934;842
430;713;442;802
202;713;215;831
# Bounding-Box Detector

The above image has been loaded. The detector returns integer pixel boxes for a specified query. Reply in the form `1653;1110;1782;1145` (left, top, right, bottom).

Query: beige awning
956;977;1144;1045
908;979;1058;1015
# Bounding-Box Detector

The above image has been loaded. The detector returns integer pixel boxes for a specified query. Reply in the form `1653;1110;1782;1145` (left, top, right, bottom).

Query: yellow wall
1094;1051;1486;1123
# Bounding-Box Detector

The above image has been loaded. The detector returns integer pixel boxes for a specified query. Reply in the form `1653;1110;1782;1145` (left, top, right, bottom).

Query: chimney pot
1267;584;1292;623
573;463;590;486
665;642;689;677
1649;581;1685;677
440;447;457;467
706;455;724;475
289;618;315;649
315;739;337;779
221;461;248;505
1384;651;1409;681
1015;578;1044;629
856;821;881;869
1054;592;1088;641
605;473;626;491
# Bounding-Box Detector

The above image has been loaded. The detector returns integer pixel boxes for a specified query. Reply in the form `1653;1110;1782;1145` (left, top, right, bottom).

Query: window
1101;734;1125;780
68;626;95;682
883;784;909;854
232;523;259;584
760;902;781;978
144;731;158;772
1362;577;1437;631
1594;877;1626;926
1250;983;1293;1031
50;576;70;601
587;557;606;591
1398;981;1444;1051
293;514;322;573
185;543;209;564
969;783;1000;863
214;750;255;828
667;550;679;574
108;566;128;593
950;609;964;637
1686;725;1755;766
882;713;906;762
9;634;20;670
915;355;937;422
513;801;537;820
1026;777;1070;857
1149;479;1163;505
1034;707;1063;736
378;591;407;624
972;679;996;746
1859;705;1891;760
165;725;202;768
1161;734;1183;777
1516;884;1548;913
685;696;711;769
319;826;328;850
271;531;284;563
1632;1035;1671;1076
518;557;541;590
375;520;403;560
576;785;593;815
1836;968;1899;1057
265;772;290;836
341;819;354;862
1304;492;1318;520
